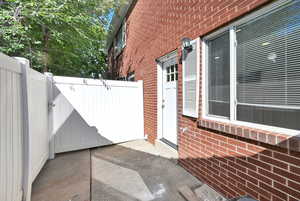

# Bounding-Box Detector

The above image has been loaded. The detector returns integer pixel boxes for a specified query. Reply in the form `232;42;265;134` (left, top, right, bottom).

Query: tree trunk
42;26;50;72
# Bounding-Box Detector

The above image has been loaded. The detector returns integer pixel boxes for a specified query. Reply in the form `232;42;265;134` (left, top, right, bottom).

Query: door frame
156;50;178;145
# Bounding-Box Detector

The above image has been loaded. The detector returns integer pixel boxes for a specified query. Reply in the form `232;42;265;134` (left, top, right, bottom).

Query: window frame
201;0;300;136
182;38;200;118
115;21;127;56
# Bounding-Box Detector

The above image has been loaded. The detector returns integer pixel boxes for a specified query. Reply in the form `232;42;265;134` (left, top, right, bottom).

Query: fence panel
0;53;23;201
26;68;49;181
52;76;145;153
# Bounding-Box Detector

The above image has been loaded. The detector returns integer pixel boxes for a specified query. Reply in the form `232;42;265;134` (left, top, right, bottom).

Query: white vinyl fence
0;54;24;201
0;53;145;201
25;68;49;182
51;76;145;154
0;54;49;201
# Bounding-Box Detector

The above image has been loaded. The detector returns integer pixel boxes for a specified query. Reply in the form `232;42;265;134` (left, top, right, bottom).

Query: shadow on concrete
31;140;201;201
91;142;201;201
31;150;91;201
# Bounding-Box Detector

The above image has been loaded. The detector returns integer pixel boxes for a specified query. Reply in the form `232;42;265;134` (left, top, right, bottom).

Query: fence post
44;72;55;159
138;80;145;139
14;57;32;201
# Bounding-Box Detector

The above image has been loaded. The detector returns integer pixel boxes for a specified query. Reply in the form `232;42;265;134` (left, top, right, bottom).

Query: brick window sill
198;118;300;152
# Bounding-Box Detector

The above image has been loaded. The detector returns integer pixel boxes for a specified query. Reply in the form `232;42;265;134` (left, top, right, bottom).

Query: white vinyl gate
51;76;145;154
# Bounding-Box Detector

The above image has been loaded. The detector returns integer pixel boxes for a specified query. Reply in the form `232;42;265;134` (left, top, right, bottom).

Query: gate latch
48;102;56;109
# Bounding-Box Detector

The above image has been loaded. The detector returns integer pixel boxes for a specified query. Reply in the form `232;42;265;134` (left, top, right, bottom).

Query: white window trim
201;0;300;136
182;38;200;118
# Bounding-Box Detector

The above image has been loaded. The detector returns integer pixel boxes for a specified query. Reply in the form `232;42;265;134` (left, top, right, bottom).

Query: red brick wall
108;0;300;200
179;118;300;201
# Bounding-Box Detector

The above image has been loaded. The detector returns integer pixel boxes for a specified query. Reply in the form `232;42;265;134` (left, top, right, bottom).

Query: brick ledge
198;119;300;152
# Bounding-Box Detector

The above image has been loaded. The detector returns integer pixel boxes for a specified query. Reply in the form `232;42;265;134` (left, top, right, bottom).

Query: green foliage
0;0;118;78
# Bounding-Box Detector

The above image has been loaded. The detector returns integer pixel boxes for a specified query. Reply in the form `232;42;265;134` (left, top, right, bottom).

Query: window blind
207;32;230;118
236;1;300;130
183;41;198;117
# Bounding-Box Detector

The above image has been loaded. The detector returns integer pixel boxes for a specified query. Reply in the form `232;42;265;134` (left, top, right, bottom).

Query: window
208;32;230;118
183;39;200;118
203;1;300;132
166;64;178;82
115;22;126;54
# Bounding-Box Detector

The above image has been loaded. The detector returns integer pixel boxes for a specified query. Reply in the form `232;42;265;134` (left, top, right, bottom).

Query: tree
0;0;120;78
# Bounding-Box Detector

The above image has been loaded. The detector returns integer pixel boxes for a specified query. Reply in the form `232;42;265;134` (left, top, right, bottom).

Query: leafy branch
0;0;122;78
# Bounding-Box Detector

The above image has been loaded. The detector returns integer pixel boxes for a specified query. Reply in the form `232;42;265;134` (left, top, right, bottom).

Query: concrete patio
31;140;202;201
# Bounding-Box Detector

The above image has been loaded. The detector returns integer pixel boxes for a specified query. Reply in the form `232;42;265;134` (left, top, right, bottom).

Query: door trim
156;50;178;144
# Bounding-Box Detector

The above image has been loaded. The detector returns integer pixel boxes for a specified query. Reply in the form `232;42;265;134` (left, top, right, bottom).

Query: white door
162;59;178;146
